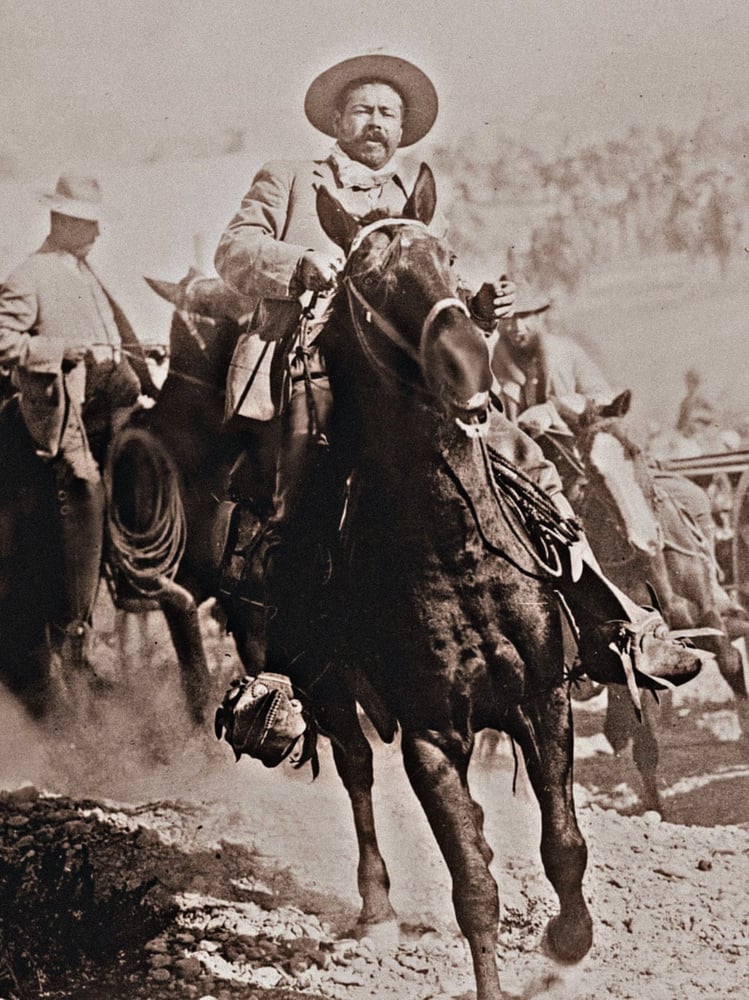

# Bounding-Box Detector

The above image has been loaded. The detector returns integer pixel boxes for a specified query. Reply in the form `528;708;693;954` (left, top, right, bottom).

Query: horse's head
145;268;253;391
316;164;492;433
565;391;662;559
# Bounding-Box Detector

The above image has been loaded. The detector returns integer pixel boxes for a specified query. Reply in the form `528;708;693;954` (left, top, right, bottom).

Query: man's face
500;315;542;356
334;82;404;169
53;213;100;258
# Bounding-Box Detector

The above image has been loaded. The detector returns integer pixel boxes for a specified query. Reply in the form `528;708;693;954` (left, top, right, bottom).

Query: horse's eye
289;698;302;713
252;681;269;698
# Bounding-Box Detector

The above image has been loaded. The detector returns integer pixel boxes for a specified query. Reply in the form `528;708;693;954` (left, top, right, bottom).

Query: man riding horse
490;282;748;630
0;174;155;680
214;53;696;717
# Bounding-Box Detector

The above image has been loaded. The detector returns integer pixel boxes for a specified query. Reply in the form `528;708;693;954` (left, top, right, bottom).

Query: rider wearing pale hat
0;173;154;689
215;53;516;673
212;54;703;743
491;282;612;429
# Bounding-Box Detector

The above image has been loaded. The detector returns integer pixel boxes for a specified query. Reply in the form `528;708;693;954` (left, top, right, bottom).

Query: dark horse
276;167;598;999
538;392;748;813
0;268;273;724
274;170;694;996
0;397;72;717
105;270;279;723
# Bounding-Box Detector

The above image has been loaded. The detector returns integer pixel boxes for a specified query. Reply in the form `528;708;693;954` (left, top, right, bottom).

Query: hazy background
3;0;748;171
2;0;748;430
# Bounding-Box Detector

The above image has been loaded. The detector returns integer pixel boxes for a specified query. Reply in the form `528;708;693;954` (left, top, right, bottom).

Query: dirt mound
1;625;748;999
1;703;748;1000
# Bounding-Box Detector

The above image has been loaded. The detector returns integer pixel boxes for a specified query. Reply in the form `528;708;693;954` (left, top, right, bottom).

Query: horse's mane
582;414;641;461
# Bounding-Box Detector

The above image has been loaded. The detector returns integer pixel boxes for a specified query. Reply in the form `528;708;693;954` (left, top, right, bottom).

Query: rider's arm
487;407;566;499
0;269;65;372
549;340;615;422
215;161;317;301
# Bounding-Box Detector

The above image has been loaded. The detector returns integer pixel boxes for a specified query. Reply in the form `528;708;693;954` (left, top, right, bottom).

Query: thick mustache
363;130;386;143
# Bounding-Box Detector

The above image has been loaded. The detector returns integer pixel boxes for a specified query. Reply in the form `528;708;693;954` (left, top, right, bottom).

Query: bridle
342;217;486;431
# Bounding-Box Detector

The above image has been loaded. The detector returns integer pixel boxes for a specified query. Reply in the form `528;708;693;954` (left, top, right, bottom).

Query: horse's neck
357;395;444;476
149;378;229;473
581;484;631;552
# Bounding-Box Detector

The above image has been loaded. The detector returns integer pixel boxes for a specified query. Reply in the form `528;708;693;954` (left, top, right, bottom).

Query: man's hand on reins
297;251;343;294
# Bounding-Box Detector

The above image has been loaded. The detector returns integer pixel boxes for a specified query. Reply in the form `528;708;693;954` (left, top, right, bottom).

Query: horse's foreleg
159;581;211;725
400;729;503;1000
315;693;398;938
509;687;593;965
710;639;749;740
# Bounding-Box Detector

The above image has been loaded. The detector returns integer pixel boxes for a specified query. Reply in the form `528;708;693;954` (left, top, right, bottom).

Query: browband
348;217;428;255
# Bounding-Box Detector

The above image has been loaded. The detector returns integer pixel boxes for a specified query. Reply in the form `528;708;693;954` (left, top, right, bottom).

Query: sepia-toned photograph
0;1;747;997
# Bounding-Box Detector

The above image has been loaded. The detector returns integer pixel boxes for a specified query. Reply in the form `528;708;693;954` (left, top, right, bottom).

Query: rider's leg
486;411;700;683
262;371;334;671
49;406;107;671
53;462;105;626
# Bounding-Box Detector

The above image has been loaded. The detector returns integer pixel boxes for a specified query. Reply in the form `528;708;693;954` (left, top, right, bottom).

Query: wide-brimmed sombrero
512;283;552;318
305;54;438;147
38;173;115;221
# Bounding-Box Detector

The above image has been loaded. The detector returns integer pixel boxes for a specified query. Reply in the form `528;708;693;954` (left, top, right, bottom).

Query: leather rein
343;217;472;404
343;218;569;578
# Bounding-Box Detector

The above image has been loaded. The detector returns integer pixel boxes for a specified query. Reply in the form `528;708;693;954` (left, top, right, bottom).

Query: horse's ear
316;185;358;253
599;389;632;419
402;163;437;226
144;276;183;307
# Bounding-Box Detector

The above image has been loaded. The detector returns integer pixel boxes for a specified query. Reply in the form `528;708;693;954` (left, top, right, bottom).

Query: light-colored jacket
491;332;614;425
215;156;443;419
0;240;150;457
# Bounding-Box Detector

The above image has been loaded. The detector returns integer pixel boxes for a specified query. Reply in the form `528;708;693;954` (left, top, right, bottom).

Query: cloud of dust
0;603;243;805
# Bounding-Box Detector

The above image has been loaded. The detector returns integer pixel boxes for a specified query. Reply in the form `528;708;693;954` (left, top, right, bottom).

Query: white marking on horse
589;432;661;557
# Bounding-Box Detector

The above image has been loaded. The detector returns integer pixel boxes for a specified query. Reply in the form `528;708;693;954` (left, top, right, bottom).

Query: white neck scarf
328;144;400;191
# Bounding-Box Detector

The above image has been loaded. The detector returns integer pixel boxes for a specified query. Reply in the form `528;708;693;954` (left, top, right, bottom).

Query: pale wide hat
39;172;114;221
304;53;438;147
512;281;552;318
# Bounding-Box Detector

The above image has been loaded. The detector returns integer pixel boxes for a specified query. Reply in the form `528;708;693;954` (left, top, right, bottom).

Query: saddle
217;501;268;613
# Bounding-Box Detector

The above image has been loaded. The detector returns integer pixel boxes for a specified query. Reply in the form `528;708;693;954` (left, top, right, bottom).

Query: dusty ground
0;607;748;1000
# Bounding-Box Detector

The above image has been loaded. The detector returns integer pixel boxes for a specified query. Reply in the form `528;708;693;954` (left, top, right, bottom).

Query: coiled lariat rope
104;428;187;597
484;439;582;565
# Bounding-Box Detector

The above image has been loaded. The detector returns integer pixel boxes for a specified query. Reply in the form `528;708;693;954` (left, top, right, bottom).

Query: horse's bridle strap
345;277;421;363
348;216;427;255
421;297;470;345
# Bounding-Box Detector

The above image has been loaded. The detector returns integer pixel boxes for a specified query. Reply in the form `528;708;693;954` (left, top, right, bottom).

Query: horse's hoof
541;912;593;965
